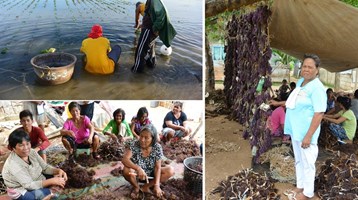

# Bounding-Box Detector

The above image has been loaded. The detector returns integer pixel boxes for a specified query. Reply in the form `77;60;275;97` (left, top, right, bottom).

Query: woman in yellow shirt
80;24;121;75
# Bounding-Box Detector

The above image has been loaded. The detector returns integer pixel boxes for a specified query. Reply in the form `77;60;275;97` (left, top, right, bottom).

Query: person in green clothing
323;96;357;143
131;0;177;73
103;108;133;142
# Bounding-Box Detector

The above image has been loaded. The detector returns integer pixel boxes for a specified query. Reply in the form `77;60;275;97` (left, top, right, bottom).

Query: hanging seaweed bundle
315;154;358;199
212;168;280;199
224;5;273;163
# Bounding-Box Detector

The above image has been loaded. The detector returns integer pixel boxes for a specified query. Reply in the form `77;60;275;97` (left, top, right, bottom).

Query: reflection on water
0;0;202;99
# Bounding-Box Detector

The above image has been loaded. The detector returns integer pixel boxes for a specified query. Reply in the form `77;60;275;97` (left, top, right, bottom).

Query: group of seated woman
323;96;357;144
270;88;358;144
2;101;192;199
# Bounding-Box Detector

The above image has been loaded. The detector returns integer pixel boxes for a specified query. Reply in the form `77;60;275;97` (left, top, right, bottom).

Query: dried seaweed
59;160;99;188
223;5;273;163
212;168;280;199
110;166;123;177
130;179;201;200
162;140;200;163
315;154;358;199
97;139;126;162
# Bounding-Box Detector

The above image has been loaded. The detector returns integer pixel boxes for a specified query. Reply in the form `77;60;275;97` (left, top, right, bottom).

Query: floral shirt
130;141;163;175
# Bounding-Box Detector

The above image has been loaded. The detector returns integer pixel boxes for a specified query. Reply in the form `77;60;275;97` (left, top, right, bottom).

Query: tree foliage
205;11;239;43
340;0;358;7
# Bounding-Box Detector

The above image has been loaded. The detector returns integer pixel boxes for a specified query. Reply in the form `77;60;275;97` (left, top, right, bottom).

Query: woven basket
30;52;76;85
183;156;202;195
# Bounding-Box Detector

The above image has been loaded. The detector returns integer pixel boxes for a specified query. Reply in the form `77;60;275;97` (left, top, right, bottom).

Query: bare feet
295;192;309;200
284;188;303;196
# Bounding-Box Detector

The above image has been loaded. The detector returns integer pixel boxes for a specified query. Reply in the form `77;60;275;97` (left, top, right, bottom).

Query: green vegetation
271;49;298;70
1;48;8;54
341;0;358;7
205;10;239;43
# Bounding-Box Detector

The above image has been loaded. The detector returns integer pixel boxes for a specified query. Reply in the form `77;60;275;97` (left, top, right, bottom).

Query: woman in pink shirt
60;102;101;159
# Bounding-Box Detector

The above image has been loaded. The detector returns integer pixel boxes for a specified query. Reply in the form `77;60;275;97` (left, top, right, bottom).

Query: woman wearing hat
80;24;121;74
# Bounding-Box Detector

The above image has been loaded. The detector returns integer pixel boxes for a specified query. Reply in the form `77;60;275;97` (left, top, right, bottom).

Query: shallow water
0;0;203;99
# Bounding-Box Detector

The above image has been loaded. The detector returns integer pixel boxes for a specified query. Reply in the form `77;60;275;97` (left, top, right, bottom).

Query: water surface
0;0;203;99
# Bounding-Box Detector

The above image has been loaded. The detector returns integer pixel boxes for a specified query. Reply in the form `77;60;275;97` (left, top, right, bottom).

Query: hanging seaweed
224;4;273;163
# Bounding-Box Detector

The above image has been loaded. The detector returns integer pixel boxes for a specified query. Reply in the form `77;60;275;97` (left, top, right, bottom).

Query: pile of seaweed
75;154;100;167
315;154;358;199
131;179;202;200
110;166;123;177
318;122;339;150
97;139;126;162
162;140;200;163
212;168;280;199
205;89;231;116
59;160;99;188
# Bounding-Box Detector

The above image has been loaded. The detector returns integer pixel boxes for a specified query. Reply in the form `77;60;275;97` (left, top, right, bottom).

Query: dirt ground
205;104;321;200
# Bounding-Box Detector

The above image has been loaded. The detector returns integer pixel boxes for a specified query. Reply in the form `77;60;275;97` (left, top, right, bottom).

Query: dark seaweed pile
110;166;123;177
315;154;358;199
188;162;202;173
97;139;126;162
162;140;200;163
60;160;99;188
212;169;279;199
75;154;100;167
318;122;339;150
224;5;273;163
205;89;231;116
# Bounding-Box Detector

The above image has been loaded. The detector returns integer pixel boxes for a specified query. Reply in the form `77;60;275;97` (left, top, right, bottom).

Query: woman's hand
50;177;66;188
87;137;93;144
56;169;68;181
180;126;186;132
153;185;164;198
109;133;118;141
68;131;76;138
301;135;312;149
136;167;147;182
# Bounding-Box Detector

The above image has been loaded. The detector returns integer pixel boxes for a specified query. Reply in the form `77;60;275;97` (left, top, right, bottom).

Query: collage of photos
1;0;358;200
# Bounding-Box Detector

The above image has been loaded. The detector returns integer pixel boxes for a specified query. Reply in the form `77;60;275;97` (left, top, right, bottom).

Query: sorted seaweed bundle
98;139;126;162
162;140;200;163
212;168;280;199
223;5;273;163
259;145;295;183
60;160;98;188
315;154;358;199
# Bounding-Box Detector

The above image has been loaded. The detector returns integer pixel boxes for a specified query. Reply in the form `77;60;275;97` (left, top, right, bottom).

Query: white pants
292;140;318;198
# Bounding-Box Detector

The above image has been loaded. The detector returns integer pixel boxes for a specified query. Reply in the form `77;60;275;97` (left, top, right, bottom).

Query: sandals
92;152;101;159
